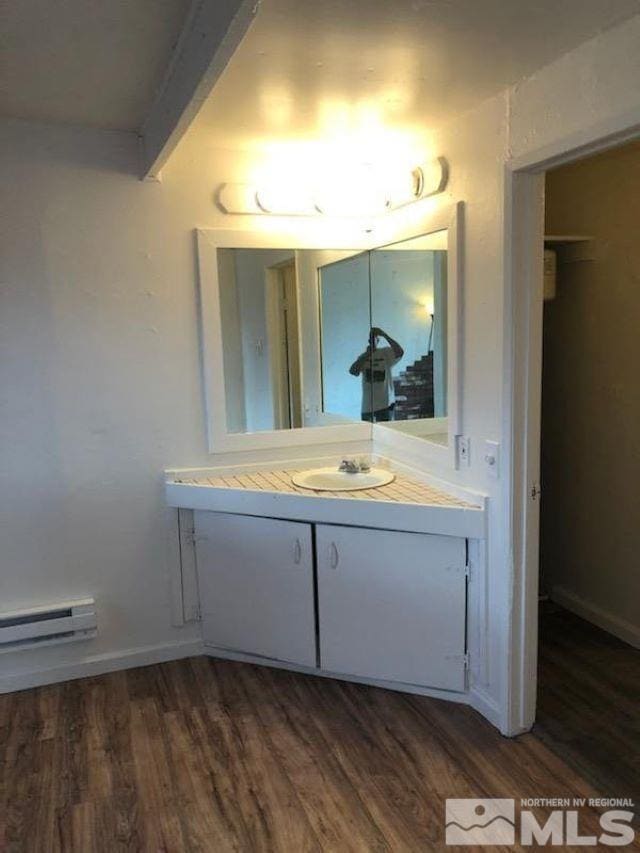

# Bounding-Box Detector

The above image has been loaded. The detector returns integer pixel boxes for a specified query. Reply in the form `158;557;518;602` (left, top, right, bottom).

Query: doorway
533;141;640;802
265;260;303;429
506;106;640;735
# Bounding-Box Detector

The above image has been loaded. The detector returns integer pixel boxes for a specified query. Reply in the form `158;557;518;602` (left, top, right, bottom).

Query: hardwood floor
1;646;638;851
535;602;640;809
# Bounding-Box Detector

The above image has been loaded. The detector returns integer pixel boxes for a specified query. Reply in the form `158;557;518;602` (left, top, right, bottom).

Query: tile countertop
166;466;487;540
173;468;477;508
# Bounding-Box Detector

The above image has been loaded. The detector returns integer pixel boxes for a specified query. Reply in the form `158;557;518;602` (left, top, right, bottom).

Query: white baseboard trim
469;685;503;731
0;638;504;731
203;644;471;706
0;638;205;694
551;586;640;649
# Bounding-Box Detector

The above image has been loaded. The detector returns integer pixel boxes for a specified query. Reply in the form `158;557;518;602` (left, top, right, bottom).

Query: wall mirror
196;203;462;458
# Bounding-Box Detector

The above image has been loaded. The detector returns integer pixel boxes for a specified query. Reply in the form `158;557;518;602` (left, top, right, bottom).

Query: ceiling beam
139;0;259;179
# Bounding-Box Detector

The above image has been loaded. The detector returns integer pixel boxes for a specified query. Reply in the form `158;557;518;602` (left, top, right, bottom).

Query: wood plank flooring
535;602;640;809
1;624;638;851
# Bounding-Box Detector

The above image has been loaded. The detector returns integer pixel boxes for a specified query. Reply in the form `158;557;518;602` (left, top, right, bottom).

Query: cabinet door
194;512;316;667
316;525;467;691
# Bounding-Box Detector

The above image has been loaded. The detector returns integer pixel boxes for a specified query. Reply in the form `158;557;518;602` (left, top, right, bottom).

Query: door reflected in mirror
217;247;366;434
216;232;449;445
218;248;303;433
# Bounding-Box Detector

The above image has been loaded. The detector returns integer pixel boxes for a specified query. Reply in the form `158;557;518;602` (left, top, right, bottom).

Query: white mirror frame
195;201;464;460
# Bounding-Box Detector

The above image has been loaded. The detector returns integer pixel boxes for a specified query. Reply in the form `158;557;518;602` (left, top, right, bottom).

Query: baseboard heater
0;598;97;653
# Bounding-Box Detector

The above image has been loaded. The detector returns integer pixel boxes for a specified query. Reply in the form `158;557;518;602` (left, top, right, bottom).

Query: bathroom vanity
166;461;486;699
165;200;494;711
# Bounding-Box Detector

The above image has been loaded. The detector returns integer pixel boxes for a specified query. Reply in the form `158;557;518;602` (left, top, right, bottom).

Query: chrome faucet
338;457;371;474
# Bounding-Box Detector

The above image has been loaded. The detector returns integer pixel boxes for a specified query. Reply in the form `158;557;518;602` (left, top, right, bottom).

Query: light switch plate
484;440;500;479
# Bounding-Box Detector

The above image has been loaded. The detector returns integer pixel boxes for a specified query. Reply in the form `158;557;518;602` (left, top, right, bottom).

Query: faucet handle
339;457;371;474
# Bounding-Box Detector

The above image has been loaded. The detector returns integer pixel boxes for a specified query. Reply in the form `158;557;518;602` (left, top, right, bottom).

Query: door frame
265;259;302;430
504;114;640;734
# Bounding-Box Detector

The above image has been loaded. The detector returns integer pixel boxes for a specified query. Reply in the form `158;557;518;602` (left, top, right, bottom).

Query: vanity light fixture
216;157;448;217
255;185;317;217
313;161;390;217
216;183;262;215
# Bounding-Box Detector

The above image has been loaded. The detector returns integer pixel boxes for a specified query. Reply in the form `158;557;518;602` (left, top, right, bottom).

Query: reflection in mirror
370;230;448;444
215;234;448;443
218;248;302;433
318;252;371;422
217;248;366;434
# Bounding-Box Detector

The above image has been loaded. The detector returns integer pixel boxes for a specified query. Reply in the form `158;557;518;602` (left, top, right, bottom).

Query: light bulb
313;162;390;217
255;184;316;216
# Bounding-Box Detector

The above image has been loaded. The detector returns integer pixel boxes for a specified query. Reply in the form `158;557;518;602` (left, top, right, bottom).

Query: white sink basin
291;467;395;492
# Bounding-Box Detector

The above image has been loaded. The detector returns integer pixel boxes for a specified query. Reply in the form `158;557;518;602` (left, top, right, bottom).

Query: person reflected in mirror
349;327;404;422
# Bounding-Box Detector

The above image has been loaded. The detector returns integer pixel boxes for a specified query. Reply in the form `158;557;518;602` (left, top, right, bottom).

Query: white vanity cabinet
316;525;467;691
193;510;469;694
193;512;316;667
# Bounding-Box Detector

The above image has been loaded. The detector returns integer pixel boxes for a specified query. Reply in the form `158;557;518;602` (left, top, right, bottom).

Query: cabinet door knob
330;542;339;569
293;538;302;565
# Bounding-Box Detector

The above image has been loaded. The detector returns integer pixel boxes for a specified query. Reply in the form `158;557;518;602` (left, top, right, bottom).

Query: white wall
0;120;206;685
217;248;246;433
425;93;511;721
509;14;640;163
433;252;447;417
370;249;435;376
0;119;370;689
232;248;294;432
319;252;370;420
